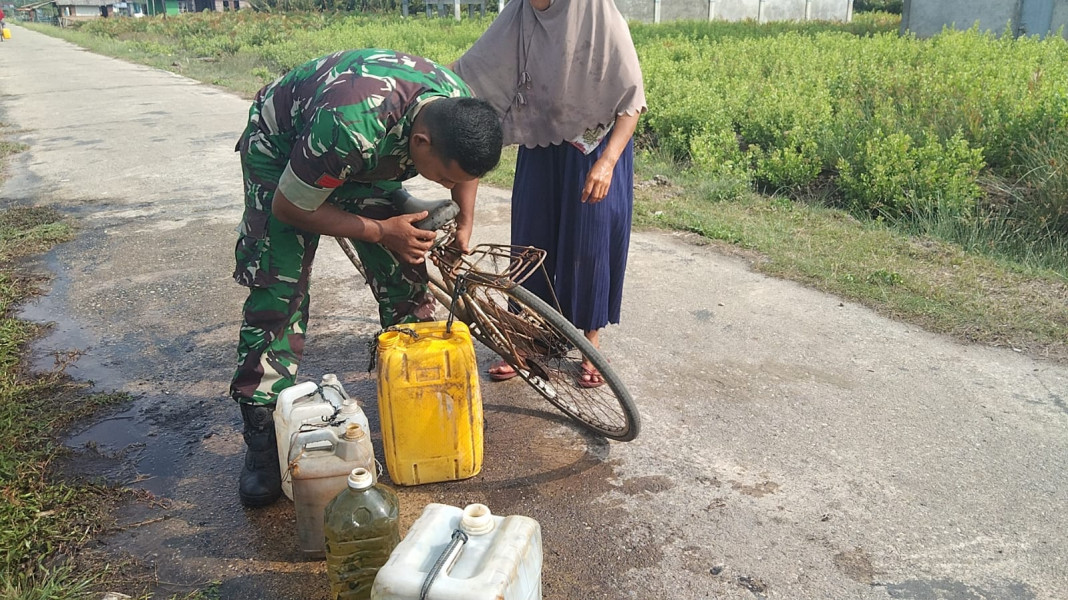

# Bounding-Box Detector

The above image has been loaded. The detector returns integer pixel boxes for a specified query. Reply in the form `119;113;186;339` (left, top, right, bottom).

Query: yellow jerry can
376;321;483;486
2;29;11;40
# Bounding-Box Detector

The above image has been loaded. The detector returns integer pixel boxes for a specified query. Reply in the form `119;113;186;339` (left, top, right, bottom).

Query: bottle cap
339;397;360;415
322;373;339;385
460;504;495;535
347;468;374;490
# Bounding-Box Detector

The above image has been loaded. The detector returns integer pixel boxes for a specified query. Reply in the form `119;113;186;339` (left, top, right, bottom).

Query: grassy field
23;11;1065;362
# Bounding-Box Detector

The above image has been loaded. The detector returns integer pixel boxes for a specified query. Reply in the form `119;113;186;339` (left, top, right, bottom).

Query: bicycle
335;187;640;441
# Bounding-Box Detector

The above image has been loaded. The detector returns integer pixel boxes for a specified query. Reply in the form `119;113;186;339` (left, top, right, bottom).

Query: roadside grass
633;151;1068;361
480;145;517;190
0;203;131;597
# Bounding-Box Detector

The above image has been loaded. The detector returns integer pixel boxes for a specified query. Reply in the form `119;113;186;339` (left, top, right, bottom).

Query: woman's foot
578;363;605;388
488;360;518;381
578;328;605;388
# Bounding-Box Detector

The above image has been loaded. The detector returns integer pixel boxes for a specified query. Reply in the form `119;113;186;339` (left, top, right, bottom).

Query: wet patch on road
883;578;1037;599
618;475;675;496
691;308;714;322
46;331;651;598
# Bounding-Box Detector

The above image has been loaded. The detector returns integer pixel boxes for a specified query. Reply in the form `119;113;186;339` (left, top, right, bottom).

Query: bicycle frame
332;189;639;440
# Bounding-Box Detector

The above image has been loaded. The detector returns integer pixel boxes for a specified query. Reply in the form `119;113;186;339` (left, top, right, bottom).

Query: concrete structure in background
415;0;854;23
901;0;1068;38
615;0;853;23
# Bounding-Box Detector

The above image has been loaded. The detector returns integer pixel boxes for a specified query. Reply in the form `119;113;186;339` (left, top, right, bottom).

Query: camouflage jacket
241;49;472;210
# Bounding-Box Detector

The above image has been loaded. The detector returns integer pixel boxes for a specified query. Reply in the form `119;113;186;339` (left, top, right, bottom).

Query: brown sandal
577;364;604;388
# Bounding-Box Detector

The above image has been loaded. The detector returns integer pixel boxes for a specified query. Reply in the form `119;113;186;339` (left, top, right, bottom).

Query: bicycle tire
468;283;640;441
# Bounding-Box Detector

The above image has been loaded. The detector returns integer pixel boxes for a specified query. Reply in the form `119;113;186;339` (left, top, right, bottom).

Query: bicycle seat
390;188;459;231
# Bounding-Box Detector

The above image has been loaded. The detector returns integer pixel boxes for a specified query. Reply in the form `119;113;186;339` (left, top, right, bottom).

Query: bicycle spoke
465;284;638;440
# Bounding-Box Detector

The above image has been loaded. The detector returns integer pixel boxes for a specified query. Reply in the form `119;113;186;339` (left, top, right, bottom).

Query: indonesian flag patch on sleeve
314;165;351;189
315;173;344;188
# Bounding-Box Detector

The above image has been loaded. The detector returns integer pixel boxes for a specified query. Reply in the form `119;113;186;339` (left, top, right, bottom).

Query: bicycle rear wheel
467;283;640;441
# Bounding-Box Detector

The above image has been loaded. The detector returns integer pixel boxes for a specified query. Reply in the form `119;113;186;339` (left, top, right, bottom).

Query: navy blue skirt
510;137;634;332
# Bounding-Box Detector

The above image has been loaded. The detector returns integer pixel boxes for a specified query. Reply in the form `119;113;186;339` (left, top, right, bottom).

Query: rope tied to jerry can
445;273;469;335
419;528;469;600
366;325;419;372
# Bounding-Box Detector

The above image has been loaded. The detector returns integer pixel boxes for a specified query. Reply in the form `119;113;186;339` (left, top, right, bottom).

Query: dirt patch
730;480;780;498
833;547;875;585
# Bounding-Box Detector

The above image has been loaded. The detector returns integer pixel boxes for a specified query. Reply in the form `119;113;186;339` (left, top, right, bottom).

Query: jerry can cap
347;468;374;490
343;423;366;440
461;503;496;535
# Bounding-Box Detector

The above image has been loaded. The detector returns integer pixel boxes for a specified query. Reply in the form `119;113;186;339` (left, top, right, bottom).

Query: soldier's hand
379;212;434;264
450;222;473;254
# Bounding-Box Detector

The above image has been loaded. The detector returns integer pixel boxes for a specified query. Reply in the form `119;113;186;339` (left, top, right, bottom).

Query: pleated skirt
510;137;634;332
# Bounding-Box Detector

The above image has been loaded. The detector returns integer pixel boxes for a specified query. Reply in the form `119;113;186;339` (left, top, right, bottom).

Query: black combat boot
239;403;282;507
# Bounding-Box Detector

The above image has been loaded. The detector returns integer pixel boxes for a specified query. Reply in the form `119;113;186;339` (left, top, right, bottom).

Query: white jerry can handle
419;504;495;600
289;427;341;461
276;381;321;422
420;529;468;600
285;427;342;483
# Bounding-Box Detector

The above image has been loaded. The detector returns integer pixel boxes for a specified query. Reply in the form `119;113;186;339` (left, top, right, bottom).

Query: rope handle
420;528;468;600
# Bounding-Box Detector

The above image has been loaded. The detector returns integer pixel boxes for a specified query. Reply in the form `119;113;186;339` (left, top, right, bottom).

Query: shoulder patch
315;173;344;188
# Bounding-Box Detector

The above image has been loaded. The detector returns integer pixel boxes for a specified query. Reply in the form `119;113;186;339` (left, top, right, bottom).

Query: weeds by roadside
0;130;211;598
0;203;128;597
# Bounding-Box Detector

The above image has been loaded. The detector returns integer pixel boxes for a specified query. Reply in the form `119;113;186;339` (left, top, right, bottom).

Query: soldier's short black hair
421;97;503;177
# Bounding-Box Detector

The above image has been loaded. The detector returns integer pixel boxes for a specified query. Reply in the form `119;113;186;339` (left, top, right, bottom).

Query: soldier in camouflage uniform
230;49;502;507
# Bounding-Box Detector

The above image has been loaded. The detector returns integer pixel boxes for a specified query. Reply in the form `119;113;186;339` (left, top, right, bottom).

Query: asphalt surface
1;26;1066;600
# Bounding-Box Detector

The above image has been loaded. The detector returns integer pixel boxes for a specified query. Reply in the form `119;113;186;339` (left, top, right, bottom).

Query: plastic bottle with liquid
324;468;401;600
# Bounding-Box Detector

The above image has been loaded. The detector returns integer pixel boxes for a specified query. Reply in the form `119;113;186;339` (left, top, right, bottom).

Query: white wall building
614;0;854;23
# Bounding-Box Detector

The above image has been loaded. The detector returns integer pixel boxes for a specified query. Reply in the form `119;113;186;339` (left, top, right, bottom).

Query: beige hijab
454;0;646;149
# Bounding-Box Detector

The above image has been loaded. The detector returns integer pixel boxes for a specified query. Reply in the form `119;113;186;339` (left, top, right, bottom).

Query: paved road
2;27;1066;600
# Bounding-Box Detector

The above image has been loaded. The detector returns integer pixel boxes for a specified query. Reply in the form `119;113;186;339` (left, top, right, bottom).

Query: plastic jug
376;322;482;486
370;503;542;600
289;424;376;557
275;374;370;500
324;468;401;600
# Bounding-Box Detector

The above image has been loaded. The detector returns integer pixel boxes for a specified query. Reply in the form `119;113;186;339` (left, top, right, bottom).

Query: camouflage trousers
229;156;435;406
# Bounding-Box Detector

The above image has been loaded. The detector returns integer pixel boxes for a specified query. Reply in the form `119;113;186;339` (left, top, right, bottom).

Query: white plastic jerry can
371;503;542;600
274;374;370;500
289;425;377;557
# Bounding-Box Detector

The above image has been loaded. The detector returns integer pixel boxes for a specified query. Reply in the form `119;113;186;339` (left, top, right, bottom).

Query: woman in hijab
453;0;646;387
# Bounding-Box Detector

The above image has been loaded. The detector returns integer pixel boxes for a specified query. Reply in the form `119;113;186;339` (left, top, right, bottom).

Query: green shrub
751;141;823;192
838;131;984;219
70;12;1068;250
